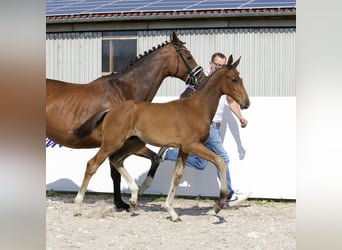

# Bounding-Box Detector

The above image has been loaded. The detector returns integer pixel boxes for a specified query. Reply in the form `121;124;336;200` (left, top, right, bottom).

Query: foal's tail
74;109;110;139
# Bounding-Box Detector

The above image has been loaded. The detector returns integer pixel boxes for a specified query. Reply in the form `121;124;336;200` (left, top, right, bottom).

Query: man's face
209;56;227;73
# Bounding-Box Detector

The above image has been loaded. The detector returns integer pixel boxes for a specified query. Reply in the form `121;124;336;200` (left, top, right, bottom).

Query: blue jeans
164;124;234;198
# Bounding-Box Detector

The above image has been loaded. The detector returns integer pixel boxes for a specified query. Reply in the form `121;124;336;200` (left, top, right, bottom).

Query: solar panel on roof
46;0;296;16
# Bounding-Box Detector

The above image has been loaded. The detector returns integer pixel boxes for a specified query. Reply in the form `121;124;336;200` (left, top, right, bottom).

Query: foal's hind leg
135;146;161;195
74;148;110;216
165;150;188;222
188;143;229;214
110;159;139;210
109;137;146;210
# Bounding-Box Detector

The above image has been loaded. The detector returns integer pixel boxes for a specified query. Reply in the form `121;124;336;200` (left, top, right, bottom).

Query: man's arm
226;96;248;128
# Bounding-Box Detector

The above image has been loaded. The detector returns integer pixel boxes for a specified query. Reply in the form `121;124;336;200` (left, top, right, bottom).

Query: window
102;31;137;75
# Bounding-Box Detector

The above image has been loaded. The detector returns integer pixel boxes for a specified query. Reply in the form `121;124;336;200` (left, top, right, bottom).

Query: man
158;52;251;207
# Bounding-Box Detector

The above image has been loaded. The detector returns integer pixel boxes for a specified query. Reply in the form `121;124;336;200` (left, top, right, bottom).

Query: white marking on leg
139;176;153;195
73;191;84;216
116;166;139;209
165;184;179;221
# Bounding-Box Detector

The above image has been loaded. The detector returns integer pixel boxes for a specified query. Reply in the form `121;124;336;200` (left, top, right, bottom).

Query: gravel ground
46;192;295;250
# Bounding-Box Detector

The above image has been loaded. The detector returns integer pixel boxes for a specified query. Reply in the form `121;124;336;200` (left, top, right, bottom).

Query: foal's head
168;32;206;87
222;55;250;109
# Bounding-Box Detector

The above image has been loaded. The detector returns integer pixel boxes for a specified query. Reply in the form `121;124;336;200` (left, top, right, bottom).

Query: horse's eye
232;79;238;84
187;56;193;60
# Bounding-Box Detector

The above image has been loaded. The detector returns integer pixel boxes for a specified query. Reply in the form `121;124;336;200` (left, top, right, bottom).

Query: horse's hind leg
110;165;130;211
73;148;109;216
165;150;188;222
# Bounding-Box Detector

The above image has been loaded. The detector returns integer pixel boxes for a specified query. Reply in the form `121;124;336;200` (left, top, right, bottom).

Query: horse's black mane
110;40;171;75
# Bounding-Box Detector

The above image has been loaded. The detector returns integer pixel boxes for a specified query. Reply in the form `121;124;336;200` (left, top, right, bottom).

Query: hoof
115;207;131;212
73;210;82;217
171;217;182;222
129;200;138;210
73;204;82;216
213;203;222;214
114;199;130;211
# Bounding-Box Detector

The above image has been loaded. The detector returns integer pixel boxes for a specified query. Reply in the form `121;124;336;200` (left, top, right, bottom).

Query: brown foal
74;55;250;221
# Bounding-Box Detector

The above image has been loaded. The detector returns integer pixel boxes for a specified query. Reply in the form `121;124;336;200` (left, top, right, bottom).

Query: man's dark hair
211;52;226;62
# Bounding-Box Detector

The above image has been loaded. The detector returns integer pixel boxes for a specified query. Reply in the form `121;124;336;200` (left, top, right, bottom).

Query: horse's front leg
165;150;188;222
74;149;108;216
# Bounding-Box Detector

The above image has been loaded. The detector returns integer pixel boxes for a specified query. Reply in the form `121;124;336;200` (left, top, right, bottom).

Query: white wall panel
46;96;296;200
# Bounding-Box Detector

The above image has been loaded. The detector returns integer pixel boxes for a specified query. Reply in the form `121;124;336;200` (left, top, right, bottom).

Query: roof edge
46;8;296;24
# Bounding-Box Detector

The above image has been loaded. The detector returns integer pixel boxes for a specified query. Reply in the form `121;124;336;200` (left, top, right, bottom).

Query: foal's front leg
165;150;188;222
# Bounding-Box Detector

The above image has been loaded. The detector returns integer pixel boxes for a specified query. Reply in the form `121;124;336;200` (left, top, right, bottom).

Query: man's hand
240;118;248;128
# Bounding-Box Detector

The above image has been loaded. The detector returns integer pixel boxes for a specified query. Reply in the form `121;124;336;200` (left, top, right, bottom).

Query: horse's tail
74;109;110;139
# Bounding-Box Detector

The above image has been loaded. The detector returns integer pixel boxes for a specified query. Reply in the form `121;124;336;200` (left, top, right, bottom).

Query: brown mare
73;55;250;221
46;32;205;211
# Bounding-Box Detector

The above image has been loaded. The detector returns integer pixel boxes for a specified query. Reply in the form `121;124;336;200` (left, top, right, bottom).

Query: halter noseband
172;43;203;89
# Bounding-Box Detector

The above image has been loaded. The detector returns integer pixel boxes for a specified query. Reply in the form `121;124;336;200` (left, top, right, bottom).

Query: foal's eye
232;79;238;84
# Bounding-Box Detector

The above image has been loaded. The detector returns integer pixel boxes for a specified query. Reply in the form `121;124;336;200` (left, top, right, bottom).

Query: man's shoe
157;147;168;161
227;191;251;207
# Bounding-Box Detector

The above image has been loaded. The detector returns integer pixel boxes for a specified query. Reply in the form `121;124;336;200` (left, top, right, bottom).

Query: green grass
46;189;58;197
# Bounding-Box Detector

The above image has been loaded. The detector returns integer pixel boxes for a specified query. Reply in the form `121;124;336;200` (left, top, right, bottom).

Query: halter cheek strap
185;65;203;88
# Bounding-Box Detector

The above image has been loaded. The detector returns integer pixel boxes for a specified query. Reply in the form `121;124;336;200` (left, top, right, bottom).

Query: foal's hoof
73;208;82;216
74;205;82;216
129;200;138;210
172;217;182;222
213;203;222;214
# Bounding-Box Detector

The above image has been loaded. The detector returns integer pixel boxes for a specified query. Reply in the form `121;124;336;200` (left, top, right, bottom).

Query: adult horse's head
222;55;250;109
168;32;206;88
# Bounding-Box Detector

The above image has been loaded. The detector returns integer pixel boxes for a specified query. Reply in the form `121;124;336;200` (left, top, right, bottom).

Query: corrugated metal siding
138;28;295;97
46;32;102;83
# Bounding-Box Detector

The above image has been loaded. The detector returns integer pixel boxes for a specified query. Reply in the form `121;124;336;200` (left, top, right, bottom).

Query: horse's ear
170;32;184;45
227;55;233;69
232;56;241;68
170;32;178;43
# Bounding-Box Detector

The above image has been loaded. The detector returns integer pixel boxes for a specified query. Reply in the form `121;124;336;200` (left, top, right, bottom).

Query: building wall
46;26;296;199
138;28;295;97
46;32;102;83
46;27;295;96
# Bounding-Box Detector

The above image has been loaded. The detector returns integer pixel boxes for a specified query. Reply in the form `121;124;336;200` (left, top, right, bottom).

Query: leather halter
172;43;203;89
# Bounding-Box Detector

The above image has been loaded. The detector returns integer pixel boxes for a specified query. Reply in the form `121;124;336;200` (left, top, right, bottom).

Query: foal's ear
227;55;233;68
232;56;241;68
